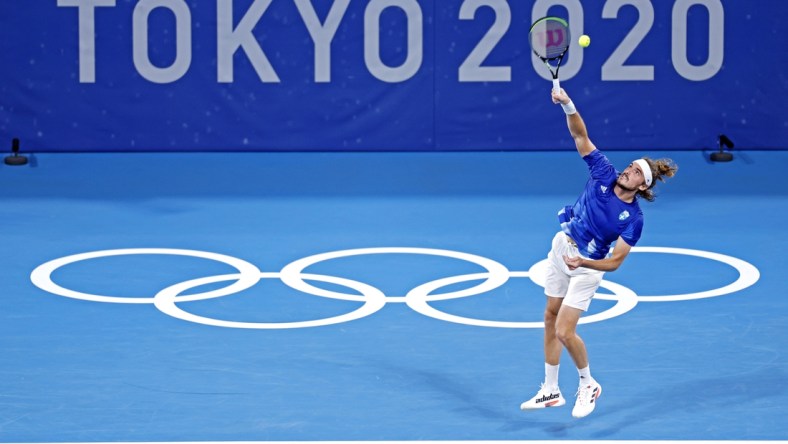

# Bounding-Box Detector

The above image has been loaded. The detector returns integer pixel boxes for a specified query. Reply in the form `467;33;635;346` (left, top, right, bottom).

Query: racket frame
528;16;570;92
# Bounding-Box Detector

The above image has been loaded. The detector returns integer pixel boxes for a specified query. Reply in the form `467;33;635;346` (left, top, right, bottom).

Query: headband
633;159;653;187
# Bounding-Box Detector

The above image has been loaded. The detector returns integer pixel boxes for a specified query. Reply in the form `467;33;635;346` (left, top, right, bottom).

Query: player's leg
521;295;567;410
554;304;588;369
543;232;572;368
521;234;571;411
544;295;564;366
558;274;603;418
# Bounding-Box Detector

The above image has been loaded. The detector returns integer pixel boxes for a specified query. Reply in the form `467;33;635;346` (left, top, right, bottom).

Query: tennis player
520;88;678;418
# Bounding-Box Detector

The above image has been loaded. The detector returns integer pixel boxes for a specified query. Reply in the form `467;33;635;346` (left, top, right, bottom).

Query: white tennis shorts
544;231;604;312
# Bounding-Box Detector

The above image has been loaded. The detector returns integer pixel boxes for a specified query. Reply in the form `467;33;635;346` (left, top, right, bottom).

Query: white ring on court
627;247;761;302
153;272;387;329
279;247;510;301
30;248;261;304
406;268;639;328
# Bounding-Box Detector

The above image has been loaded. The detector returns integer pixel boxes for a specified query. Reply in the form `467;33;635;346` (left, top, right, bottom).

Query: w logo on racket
537;29;566;48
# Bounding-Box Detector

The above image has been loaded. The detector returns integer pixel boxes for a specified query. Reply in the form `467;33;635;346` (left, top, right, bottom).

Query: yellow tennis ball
578;35;590;47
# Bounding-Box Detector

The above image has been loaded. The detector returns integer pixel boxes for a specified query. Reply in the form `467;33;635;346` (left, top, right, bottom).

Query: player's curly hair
637;157;678;202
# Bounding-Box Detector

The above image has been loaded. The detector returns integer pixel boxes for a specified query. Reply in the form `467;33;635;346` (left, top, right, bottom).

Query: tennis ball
578;35;591;48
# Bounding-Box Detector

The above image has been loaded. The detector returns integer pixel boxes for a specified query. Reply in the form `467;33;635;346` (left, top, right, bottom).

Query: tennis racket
528;16;570;92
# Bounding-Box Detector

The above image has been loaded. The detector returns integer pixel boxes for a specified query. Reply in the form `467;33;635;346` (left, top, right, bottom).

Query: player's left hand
563;254;583;270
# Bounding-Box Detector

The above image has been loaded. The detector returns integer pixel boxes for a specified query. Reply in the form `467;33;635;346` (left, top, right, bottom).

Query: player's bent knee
554;321;577;344
555;329;573;345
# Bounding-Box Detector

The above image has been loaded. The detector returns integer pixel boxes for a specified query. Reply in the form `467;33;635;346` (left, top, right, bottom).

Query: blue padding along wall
0;0;786;152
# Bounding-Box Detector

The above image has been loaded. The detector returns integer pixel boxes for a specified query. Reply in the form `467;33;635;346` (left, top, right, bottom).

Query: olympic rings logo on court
30;247;760;329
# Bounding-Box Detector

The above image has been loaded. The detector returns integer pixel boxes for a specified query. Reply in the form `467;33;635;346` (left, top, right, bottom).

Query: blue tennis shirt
558;149;644;260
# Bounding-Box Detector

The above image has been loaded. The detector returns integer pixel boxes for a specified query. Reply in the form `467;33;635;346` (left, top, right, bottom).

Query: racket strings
529;17;570;60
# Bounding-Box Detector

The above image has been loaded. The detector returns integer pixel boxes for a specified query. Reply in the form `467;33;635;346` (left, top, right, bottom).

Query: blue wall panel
0;0;786;152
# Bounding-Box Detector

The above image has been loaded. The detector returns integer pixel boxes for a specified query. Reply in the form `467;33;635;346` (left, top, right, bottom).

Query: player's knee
544;308;558;326
554;324;576;344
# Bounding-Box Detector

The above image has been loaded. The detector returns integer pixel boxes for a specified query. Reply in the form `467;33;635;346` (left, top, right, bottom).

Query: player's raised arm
551;88;597;157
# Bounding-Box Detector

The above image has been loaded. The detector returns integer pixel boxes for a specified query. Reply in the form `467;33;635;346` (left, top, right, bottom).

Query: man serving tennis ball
520;88;678;418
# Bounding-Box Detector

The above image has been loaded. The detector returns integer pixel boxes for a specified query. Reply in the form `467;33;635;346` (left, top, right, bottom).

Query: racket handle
552;78;561;93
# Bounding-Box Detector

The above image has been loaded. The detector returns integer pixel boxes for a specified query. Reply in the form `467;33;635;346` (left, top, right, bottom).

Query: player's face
617;162;647;191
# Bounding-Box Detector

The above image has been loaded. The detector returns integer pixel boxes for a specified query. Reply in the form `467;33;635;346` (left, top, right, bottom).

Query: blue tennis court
1;149;785;442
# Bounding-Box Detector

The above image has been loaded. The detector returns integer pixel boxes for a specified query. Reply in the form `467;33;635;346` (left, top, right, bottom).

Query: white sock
544;363;559;390
577;365;592;384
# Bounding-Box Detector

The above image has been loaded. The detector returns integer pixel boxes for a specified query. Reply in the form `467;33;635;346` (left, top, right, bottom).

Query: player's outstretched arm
551;88;597;157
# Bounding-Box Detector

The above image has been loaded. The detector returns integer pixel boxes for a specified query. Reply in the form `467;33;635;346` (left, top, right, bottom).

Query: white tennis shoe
520;383;566;410
572;379;602;418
